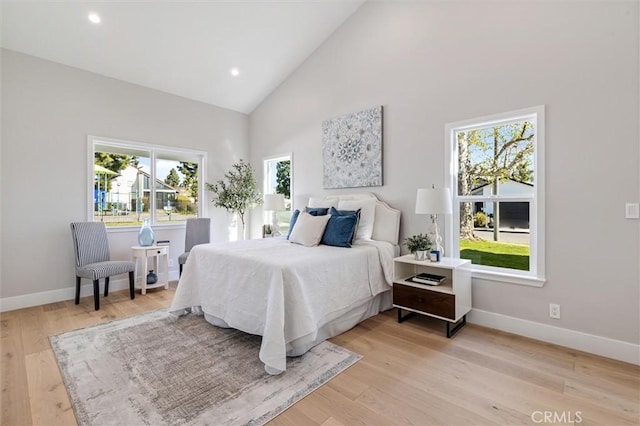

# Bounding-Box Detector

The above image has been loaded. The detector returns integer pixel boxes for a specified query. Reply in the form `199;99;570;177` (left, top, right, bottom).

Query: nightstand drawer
393;284;455;320
146;247;167;256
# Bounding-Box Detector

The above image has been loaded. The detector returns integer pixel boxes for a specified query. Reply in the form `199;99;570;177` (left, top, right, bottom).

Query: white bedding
169;236;395;374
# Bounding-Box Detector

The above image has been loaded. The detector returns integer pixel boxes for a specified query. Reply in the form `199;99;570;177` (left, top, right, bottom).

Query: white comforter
169;237;395;374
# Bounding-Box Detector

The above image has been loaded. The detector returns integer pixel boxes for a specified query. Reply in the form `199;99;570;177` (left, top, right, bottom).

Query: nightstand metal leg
397;308;416;323
446;315;467;338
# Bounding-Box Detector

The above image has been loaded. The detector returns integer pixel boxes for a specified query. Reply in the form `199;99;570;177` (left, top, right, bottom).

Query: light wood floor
2;284;638;426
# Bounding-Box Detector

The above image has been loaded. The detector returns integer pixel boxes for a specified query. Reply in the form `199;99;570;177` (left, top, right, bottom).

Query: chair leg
129;271;135;300
104;277;110;297
179;264;183;277
93;279;100;310
75;277;81;304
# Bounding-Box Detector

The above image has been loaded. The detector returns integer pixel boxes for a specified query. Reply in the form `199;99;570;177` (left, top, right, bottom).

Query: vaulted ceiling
1;1;364;114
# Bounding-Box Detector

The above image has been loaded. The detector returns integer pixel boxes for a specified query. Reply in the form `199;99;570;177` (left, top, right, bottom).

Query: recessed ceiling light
230;68;240;77
88;13;101;24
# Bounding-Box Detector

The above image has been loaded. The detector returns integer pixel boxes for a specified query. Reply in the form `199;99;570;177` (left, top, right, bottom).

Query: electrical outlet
549;303;561;319
625;203;640;219
168;259;175;268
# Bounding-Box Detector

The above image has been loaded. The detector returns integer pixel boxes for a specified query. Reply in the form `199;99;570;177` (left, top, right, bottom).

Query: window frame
87;135;207;229
444;105;546;287
262;153;293;230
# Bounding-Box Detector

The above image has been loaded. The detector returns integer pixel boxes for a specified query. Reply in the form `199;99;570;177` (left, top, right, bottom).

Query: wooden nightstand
392;255;471;337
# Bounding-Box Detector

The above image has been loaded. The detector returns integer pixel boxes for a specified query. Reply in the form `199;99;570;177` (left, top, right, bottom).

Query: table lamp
415;186;452;256
263;194;285;237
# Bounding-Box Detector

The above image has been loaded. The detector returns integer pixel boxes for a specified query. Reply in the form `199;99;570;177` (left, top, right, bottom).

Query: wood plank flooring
1;284;638;425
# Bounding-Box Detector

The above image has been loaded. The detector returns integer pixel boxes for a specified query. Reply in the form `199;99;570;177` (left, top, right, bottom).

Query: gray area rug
50;310;361;426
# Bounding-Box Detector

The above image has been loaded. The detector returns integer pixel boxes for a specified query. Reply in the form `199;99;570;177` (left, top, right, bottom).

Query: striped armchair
70;222;135;310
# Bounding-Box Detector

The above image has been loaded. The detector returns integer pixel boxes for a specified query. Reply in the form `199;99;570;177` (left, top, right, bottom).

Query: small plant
405;233;433;253
473;211;488;228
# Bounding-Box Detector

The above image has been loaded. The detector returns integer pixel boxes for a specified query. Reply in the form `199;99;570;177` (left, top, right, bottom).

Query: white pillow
289;211;332;247
307;196;339;209
338;198;376;240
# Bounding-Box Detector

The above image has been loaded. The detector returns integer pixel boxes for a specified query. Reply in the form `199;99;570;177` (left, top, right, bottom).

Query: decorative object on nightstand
264;193;285;237
415;186;452;256
138;218;155;247
146;270;158;284
404;233;432;261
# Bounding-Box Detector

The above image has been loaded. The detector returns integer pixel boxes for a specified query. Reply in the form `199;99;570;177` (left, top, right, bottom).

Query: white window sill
105;223;186;233
471;269;546;287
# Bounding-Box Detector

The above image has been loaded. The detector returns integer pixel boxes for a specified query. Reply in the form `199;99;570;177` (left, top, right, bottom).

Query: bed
169;193;401;374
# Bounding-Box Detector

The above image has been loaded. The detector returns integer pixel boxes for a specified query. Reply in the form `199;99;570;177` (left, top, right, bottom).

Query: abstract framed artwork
322;105;383;189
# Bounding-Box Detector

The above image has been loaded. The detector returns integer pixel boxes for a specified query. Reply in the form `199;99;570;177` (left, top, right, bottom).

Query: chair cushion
76;261;135;280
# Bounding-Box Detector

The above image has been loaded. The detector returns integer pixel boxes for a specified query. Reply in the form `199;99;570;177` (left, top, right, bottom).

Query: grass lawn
460;239;529;271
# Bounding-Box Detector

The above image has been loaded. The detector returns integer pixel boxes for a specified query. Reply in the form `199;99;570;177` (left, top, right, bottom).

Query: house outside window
445;106;545;286
89;136;206;227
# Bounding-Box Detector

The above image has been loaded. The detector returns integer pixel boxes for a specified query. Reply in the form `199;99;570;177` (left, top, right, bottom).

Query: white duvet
169;237;395;374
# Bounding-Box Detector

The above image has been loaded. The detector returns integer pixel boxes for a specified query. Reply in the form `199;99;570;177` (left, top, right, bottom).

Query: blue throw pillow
305;207;329;216
321;208;359;248
329;207;361;244
287;209;301;240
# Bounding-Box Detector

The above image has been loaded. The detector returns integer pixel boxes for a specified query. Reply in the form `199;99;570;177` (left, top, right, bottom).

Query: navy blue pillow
287;209;301;240
305;207;329;216
321;208;359;248
329;207;361;244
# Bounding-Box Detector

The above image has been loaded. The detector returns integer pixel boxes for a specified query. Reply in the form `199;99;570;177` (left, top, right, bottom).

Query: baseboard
0;270;180;313
4;287;638;365
468;308;640;366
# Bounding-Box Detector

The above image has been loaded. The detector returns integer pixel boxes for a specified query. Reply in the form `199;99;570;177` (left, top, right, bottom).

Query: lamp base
430;215;445;257
271;214;281;237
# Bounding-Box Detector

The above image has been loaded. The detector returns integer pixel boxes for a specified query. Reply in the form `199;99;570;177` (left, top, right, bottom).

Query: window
263;154;293;235
445;106;545;286
89;136;206;227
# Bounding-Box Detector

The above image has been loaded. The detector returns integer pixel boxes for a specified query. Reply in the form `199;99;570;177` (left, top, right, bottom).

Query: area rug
50;310;361;426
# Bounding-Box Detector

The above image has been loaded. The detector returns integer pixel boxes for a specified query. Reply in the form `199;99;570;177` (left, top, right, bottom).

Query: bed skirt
198;290;392;374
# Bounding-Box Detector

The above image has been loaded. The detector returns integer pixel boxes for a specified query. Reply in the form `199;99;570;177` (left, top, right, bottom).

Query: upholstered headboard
305;193;401;246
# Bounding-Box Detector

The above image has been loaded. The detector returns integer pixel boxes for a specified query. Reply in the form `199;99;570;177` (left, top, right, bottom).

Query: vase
146;270;158;284
414;250;428;261
138;218;155;246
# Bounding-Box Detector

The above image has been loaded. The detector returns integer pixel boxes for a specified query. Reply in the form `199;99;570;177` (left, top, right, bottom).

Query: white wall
1;49;249;304
249;2;640;347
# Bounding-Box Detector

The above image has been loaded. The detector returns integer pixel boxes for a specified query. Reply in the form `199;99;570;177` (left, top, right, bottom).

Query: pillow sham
307;197;339;209
289;211;331;247
287;209;301;240
321;208;359;248
337;198;376;240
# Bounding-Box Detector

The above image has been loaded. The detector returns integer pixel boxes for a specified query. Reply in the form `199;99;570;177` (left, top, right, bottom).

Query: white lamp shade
415;188;452;215
264;193;285;211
